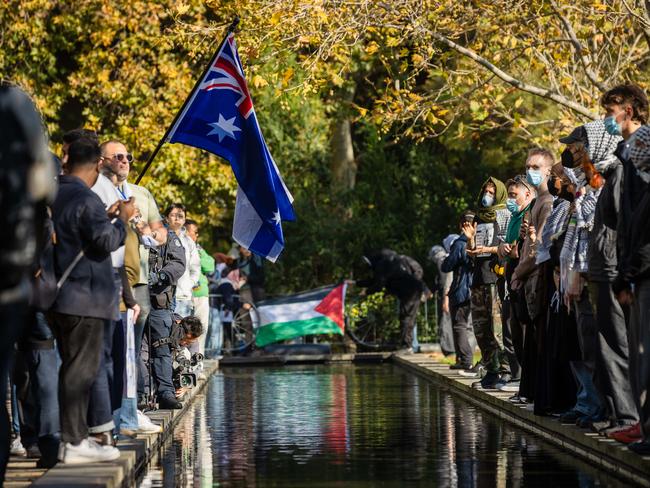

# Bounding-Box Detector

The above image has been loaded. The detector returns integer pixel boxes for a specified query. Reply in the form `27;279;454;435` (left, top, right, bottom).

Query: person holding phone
510;148;556;404
466;176;510;390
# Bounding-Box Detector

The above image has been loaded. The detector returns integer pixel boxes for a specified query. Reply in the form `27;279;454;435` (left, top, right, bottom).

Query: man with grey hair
510;148;555;402
99;141;168;408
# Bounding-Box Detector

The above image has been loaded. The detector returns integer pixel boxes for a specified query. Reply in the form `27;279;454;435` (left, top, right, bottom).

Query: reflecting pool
140;364;628;487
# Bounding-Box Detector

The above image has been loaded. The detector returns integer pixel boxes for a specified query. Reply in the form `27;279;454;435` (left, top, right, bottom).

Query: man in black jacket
49;138;134;464
615;125;650;454
358;249;429;353
584;111;639;439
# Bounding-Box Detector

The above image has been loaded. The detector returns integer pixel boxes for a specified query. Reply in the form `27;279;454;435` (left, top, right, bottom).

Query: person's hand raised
461;221;477;239
118;197;136;222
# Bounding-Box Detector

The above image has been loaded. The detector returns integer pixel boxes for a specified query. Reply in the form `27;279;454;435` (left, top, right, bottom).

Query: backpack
30;218;83;312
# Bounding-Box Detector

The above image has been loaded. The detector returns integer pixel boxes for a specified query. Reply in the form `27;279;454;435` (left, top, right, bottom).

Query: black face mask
548;175;560;197
548;175;575;202
561;149;575;168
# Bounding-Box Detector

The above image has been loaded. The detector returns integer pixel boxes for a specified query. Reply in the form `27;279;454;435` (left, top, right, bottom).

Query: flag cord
134;15;241;185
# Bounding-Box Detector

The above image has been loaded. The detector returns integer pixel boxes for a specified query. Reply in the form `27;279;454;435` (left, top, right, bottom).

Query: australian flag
167;33;295;262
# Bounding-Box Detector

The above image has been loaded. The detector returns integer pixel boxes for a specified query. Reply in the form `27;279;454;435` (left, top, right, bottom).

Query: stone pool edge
26;359;219;488
393;355;650;487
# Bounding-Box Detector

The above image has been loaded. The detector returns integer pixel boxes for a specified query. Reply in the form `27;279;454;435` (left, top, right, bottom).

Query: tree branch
429;32;598;120
550;0;607;92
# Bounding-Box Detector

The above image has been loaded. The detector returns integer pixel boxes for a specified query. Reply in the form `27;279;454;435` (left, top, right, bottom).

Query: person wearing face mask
510;148;555;404
559;120;639;437
530;165;581;416
464;177;510;390
496;176;535;397
602;85;648;277
613;126;650;454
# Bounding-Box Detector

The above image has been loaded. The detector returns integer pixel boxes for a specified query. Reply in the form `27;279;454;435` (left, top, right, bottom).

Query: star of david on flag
167;33;295;262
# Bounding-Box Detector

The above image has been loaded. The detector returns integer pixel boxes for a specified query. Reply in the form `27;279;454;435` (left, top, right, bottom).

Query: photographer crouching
168;314;204;399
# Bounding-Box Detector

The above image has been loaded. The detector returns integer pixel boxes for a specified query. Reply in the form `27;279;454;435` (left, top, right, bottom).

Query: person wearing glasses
99;141;167;409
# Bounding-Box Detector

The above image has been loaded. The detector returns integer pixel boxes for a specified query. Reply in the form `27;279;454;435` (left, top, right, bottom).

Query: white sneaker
137;410;163;434
10;436;26;456
60;438;120;464
498;380;520;392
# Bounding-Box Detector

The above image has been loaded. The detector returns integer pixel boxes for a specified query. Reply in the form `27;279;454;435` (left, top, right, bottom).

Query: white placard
475;223;494;258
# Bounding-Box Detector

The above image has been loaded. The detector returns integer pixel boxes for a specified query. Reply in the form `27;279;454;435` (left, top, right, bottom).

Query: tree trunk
330;117;356;191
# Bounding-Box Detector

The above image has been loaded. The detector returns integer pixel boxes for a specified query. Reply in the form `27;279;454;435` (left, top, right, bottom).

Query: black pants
87;318;115;433
501;297;520;380
450;300;473;367
593;281;638;426
398;291;421;348
49;312;104;445
147;308;175;400
0;301;26;480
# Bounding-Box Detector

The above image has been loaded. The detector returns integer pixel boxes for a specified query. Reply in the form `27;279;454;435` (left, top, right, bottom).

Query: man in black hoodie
359;249;428;353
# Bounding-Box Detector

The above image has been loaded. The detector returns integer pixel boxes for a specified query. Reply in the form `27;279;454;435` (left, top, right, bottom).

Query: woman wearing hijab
465;177;511;389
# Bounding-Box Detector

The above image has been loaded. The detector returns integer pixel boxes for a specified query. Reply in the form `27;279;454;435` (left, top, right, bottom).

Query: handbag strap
56;250;84;290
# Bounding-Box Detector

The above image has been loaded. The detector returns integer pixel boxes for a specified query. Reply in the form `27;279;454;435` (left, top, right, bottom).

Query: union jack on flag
168;33;295;262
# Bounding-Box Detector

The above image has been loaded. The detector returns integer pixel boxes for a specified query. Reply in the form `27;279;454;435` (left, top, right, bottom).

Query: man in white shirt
100;141;167;409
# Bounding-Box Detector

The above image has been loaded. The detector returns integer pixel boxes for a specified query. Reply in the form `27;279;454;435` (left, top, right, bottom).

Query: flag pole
135;16;240;185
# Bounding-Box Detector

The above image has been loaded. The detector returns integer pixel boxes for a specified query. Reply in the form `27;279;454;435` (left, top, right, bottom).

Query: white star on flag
271;211;281;226
207;114;242;142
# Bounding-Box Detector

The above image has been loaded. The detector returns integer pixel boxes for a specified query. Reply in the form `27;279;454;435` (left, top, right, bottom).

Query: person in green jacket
185;219;215;356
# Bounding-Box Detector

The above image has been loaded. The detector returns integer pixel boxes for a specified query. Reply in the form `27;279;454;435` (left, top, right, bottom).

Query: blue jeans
571;290;604;418
10;384;20;435
113;313;138;432
205;308;223;356
16;312;60;461
412;325;419;352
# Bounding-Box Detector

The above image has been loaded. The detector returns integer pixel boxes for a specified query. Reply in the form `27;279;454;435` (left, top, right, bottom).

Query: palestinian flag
255;284;347;347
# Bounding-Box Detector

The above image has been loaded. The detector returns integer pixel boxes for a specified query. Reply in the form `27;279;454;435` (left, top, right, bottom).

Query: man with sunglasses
100;141;168;409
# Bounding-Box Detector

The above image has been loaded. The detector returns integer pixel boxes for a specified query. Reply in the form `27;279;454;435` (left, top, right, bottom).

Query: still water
140;364;628;487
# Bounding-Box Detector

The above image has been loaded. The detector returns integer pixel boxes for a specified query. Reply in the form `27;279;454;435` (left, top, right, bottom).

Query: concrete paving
394;354;650;487
4;359;219;488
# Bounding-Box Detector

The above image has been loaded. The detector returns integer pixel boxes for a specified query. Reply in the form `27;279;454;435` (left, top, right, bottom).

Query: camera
172;348;204;390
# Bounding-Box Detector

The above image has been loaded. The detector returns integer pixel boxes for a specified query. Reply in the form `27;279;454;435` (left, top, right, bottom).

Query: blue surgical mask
604;115;622;136
526;169;543;187
506;198;519;213
481;193;495;207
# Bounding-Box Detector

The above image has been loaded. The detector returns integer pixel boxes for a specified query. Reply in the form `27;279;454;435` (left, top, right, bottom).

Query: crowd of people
428;83;650;456
0;84;266;475
4;72;650;480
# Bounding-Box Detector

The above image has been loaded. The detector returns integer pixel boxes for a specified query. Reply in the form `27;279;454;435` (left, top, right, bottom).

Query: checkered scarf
584;120;622;172
630;125;650;183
